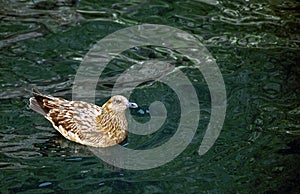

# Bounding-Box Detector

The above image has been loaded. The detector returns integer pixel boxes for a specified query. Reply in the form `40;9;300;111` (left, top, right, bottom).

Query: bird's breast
96;112;128;142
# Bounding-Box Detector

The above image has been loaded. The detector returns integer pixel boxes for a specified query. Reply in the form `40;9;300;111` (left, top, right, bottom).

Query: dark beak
127;102;138;109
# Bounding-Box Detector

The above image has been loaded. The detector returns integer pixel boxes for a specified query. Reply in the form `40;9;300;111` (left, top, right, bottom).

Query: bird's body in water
29;88;138;147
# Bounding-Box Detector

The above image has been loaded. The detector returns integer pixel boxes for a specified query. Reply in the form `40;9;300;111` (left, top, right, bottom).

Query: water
1;0;299;193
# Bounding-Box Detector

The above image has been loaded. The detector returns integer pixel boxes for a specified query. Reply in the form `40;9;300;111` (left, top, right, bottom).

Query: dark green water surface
0;0;299;193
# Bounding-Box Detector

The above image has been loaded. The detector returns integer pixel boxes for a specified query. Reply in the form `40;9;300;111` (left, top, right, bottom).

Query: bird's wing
41;97;108;145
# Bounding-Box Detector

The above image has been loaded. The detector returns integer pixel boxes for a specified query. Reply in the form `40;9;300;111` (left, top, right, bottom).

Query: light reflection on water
0;0;299;193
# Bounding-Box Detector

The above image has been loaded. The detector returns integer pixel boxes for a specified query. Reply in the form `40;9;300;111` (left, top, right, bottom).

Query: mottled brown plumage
29;88;138;147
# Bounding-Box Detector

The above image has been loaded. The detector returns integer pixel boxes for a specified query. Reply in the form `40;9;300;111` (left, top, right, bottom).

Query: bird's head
103;95;138;114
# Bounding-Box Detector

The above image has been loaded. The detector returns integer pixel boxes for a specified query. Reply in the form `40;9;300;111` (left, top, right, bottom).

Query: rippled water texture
0;0;299;193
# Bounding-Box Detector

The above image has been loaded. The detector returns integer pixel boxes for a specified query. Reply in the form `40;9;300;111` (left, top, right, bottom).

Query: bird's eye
114;99;121;104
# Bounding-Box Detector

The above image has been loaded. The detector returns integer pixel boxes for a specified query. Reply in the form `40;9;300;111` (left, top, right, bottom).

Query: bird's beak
127;102;138;109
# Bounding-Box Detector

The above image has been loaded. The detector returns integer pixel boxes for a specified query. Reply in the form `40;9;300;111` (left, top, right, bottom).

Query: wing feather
40;97;105;145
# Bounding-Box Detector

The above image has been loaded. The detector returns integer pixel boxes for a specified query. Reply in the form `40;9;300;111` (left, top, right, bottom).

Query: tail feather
29;88;51;115
29;97;47;115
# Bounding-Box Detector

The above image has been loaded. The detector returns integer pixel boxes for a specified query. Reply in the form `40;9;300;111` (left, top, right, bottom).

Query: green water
0;0;299;193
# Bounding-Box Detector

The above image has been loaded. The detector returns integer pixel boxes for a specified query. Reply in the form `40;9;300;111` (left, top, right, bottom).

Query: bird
29;88;138;147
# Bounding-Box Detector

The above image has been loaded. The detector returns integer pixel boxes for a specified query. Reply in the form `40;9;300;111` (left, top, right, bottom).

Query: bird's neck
101;107;126;119
98;107;127;131
102;105;126;118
